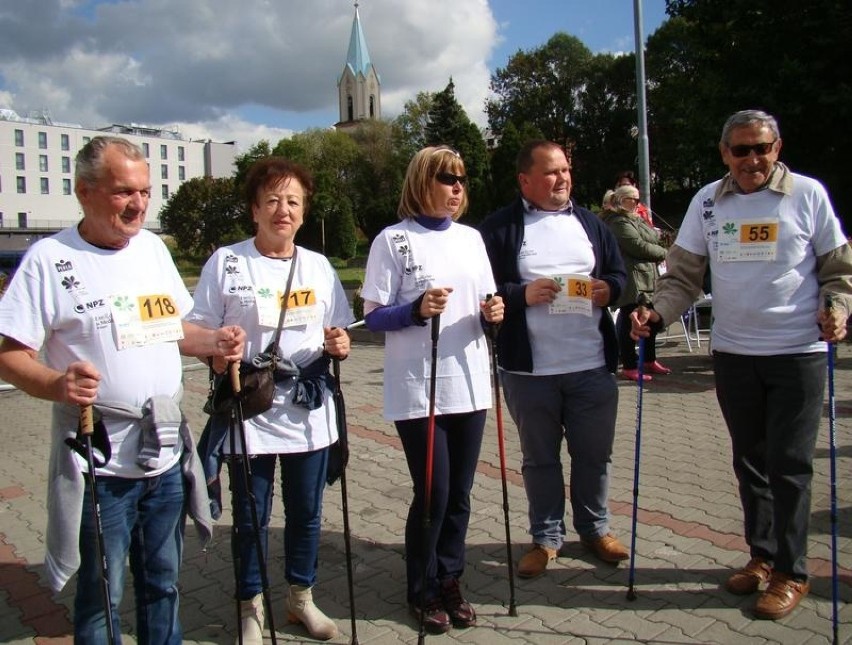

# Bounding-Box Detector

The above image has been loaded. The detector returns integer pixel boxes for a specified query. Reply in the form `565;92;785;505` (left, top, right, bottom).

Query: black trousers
395;410;486;603
713;351;826;580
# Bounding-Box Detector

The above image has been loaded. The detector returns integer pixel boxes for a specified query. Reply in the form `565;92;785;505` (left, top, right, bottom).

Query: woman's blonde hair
612;184;640;212
397;146;469;220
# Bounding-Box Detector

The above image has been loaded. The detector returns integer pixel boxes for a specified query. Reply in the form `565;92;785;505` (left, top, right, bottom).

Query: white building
0;109;236;231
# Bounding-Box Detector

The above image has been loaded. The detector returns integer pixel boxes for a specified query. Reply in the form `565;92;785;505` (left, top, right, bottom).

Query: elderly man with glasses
632;109;852;620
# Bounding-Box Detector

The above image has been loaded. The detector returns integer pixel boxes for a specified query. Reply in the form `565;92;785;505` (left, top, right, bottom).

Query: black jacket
479;197;626;373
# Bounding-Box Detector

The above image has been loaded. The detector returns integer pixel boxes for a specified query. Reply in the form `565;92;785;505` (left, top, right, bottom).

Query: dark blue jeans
396;411;485;604
228;448;328;599
502;367;619;548
75;462;185;645
713;351;826;580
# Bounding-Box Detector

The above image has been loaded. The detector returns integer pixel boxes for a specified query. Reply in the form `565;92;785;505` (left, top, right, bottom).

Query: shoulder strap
268;246;298;356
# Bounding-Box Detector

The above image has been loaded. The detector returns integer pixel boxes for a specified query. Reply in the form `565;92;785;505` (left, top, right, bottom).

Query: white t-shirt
516;210;605;375
187;239;354;454
676;172;846;355
0;227;193;477
361;219;496;421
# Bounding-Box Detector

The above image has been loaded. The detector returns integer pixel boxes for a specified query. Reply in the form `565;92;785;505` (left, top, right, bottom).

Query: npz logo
55;259;73;273
61;275;80;291
74;299;105;314
404;264;423;276
702;198;715;208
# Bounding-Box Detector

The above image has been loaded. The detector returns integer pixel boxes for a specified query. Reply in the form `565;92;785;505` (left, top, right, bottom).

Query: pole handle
229;362;242;395
431;313;441;343
80;405;94;437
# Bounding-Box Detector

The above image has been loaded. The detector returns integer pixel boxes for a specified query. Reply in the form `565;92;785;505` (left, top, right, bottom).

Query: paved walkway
0;335;850;644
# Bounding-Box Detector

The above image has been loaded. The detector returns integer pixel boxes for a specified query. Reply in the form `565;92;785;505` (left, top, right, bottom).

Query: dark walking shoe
440;578;476;628
409;597;451;634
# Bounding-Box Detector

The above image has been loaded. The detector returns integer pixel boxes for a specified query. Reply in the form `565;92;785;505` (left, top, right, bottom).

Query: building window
178;166;185;181
18;212;27;228
38;132;48;149
61;133;70;151
39;155;49;172
63;178;72;195
142;142;149;158
62;156;71;173
16;177;26;194
160;145;167;160
40;178;49;194
15;153;25;171
161;185;169;199
161;164;168;180
178;146;185;162
82;136;91;144
370;95;375;118
14;129;24;146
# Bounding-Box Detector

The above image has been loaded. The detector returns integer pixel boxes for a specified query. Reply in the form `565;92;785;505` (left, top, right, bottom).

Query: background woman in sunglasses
361;145;504;634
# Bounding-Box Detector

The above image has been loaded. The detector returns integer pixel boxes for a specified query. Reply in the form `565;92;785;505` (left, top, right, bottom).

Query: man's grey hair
75;136;145;185
720;110;780;146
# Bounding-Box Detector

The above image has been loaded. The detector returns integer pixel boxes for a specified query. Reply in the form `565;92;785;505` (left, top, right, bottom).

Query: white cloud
0;0;499;150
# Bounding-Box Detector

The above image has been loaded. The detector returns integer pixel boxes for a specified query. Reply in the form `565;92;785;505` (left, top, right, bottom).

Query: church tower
336;2;381;129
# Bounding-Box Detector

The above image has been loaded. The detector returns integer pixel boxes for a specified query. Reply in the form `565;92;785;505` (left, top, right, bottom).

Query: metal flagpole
633;0;652;210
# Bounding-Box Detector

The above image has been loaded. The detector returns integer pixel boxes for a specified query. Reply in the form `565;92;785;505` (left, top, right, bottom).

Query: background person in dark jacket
479;140;628;579
602;184;670;381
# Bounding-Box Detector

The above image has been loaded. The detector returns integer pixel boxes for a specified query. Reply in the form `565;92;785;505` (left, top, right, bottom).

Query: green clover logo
722;222;737;236
257;288;273;299
112;296;134;312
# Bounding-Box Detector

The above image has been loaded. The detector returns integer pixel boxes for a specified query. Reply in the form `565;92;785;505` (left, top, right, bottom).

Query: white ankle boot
237;593;264;645
284;584;339;641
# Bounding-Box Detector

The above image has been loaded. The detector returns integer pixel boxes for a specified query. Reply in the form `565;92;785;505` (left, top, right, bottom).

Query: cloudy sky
0;0;667;152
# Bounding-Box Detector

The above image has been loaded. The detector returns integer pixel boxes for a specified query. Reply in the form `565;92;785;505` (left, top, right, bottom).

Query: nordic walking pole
80;404;116;643
825;295;839;645
332;357;359;645
228;408;244;645
627;294;650;601
230;363;278;645
417;313;441;645
485;294;517;616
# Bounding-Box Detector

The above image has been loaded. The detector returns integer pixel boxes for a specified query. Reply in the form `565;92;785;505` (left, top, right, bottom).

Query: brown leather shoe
517;544;558;578
725;557;772;595
440;578;476;628
581;533;629;564
753;572;810;620
409;598;452;634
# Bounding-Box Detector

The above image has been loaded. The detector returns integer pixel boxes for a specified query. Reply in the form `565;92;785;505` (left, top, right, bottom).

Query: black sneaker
409;597;452;634
440;578;476;628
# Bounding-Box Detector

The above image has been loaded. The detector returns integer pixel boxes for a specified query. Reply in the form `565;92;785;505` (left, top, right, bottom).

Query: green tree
424;79;491;221
393;91;435;161
487;33;595;148
349;119;409;243
274;129;360;259
648;0;852;224
160;177;244;257
488;121;544;207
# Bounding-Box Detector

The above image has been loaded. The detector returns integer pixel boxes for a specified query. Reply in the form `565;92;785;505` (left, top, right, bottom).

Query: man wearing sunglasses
632;109;852;620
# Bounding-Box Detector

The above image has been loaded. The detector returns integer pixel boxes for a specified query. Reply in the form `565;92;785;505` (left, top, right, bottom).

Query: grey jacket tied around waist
199;353;333;520
45;387;213;592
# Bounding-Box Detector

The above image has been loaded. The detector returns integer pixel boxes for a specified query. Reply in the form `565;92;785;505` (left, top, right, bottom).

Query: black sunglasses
435;172;467;186
728;139;777;158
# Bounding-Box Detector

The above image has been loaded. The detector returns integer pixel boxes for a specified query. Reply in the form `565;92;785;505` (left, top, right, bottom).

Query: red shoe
643;361;671;375
621;368;651;382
